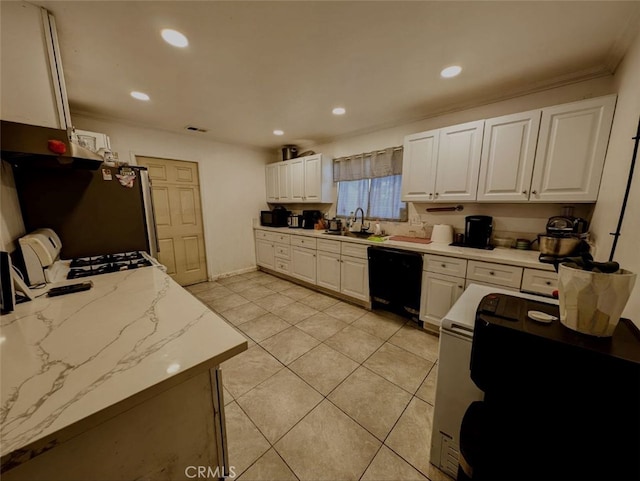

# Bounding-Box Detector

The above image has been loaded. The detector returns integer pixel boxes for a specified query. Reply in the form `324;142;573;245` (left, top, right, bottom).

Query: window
337;175;407;221
333;146;407;222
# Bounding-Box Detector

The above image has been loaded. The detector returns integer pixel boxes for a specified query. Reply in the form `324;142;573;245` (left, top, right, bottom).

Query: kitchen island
0;266;247;481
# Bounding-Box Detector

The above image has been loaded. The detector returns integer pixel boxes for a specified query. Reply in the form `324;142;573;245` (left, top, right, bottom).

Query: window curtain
369;175;407;221
336;179;369;217
333;147;403;182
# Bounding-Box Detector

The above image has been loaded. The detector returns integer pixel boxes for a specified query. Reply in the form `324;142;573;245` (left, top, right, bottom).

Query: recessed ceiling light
161;29;189;48
273;130;284;136
440;65;462;78
332;107;346;115
130;91;150;101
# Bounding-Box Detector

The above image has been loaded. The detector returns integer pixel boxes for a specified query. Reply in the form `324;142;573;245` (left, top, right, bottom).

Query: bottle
374;221;381;236
347;211;354;229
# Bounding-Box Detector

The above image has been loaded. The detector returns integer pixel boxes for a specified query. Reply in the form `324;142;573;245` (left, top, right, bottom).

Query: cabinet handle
489;271;495;275
429;193;433;197
458;285;463;289
522;190;527;195
441;263;447;268
545;281;551;285
532;190;538;195
435;192;439;197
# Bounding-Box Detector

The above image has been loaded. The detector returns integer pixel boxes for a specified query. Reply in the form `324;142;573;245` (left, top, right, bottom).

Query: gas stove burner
67;252;152;279
70;251;145;268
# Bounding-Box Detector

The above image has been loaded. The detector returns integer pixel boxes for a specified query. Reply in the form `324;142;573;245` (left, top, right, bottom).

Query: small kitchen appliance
18;228;63;286
455;215;493;249
281;145;298;161
538;214;590;263
288;213;302;228
260;206;290;227
327;218;342;232
301;210;322;229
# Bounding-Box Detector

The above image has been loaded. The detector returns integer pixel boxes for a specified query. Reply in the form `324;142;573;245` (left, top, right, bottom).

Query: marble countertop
0;267;247;468
255;226;555;272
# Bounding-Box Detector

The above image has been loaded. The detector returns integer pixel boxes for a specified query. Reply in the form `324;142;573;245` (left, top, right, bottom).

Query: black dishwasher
368;246;423;320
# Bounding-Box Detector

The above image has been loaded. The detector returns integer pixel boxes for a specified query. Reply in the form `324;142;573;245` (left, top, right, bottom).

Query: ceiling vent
185;126;208;133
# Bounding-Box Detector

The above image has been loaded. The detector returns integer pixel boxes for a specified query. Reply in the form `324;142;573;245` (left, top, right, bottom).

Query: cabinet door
303;154;322;202
289;158;305;202
291;246;317;284
265;164;279;202
401;130;439;202
434;120;484;202
477;110;541;202
316;250;341;291
340;255;370;302
1;2;68;129
256;239;275;269
419;272;464;326
277;163;290;202
530;95;616;202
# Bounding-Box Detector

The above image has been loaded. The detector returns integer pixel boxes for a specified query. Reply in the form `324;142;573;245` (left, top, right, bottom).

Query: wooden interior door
137;156;208;286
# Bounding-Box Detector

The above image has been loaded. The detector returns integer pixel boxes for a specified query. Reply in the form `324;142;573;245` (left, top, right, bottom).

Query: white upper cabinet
1;2;70;129
277;162;290;202
477;110;542;202
265;164;279;202
401;129;439;202
530;95;616;202
434;120;485;202
265;153;334;204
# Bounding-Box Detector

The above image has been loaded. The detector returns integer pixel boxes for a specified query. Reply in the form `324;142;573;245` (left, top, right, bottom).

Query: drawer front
274;233;291;245
317;238;341;254
291;235;317;249
466;260;523;289
521;269;558;296
255;230;275;242
341;242;368;259
274;258;291;275
464;278;518;292
275;244;290;260
424;254;467;277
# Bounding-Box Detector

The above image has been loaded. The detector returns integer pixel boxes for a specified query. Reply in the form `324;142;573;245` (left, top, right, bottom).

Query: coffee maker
462;215;494;249
301;210;322;230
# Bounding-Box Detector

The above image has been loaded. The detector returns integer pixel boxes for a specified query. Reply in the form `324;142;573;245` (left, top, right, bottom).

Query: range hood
1;120;103;170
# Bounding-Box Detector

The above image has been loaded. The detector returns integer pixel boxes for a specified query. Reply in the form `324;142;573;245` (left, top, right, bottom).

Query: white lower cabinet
340;255;369;302
316;250;341;291
291;246;317;284
316;242;369;302
419;271;465;326
255;239;275;270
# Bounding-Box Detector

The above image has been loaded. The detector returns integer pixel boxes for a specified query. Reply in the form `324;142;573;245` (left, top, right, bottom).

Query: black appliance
368;246;423;320
461;215;493;249
14;165;159;259
458;293;639;481
301;210;322;229
260;207;290;227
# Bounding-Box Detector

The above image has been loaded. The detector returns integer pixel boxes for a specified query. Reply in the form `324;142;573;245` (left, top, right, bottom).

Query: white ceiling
36;1;640;150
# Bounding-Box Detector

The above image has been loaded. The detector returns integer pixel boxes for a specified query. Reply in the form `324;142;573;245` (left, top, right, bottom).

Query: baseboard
210;266;258;282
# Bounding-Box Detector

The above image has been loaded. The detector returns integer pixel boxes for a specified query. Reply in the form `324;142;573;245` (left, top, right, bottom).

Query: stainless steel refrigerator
14;165;158;259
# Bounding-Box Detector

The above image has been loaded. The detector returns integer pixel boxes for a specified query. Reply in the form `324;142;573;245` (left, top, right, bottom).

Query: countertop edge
0;339;248;472
254;226;555;272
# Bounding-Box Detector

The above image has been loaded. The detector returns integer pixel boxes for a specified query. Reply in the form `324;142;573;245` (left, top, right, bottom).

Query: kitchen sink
322;231;373;239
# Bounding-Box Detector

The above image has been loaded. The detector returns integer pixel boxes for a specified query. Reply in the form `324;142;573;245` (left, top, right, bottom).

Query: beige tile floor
187;270;452;481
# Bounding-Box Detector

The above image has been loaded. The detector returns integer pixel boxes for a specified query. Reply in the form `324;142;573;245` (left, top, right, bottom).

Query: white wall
73;114;271;280
590;31;640;324
309;76;615;238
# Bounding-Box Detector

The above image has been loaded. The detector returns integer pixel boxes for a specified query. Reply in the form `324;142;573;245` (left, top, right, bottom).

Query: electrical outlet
410;215;422;226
